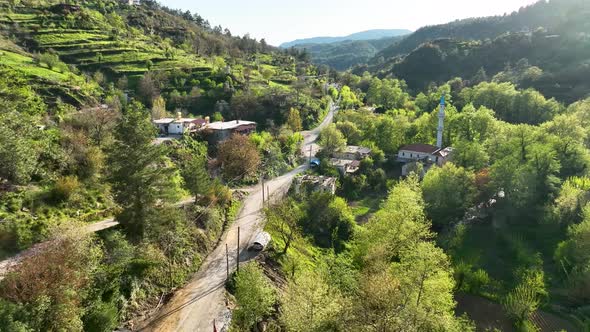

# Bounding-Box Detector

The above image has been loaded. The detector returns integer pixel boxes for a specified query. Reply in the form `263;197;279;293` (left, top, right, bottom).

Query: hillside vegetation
0;1;333;330
357;0;590;104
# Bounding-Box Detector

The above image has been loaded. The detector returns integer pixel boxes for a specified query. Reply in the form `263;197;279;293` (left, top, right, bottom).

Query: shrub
231;263;276;330
37;53;60;70
83;302;118;332
51;176;81;202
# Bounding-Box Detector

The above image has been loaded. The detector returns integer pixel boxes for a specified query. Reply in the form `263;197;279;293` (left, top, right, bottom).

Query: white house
203;120;257;145
398;144;454;176
153;113;207;136
398;144;454;166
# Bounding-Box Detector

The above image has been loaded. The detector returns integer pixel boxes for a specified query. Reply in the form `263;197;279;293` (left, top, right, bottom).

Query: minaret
436;94;445;148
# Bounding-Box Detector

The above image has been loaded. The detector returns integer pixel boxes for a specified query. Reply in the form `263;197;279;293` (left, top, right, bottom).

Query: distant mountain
279;29;411;48
293;36;406;70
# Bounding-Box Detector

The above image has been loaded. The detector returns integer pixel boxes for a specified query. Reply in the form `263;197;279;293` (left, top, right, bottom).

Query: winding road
0;103;335;331
137;105;335;332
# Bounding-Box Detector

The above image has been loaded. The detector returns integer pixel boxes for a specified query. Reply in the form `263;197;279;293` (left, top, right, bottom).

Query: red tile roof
399;144;440;154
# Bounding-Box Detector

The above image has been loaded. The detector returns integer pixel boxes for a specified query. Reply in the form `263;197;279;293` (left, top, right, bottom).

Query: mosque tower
436;94;445;148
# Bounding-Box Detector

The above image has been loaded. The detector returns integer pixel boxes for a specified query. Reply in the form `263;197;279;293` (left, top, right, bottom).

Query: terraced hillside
0;31;100;106
0;1;311;112
0;4;212;87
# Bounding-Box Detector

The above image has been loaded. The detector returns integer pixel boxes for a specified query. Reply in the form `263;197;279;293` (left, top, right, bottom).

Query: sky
161;0;540;46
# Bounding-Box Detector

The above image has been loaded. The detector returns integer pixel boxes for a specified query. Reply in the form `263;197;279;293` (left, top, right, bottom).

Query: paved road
138;105;336;332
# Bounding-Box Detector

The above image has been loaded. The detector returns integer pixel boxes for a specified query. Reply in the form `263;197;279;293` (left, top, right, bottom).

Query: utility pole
225;243;229;280
267;185;270;204
236;227;240;273
309;145;312;167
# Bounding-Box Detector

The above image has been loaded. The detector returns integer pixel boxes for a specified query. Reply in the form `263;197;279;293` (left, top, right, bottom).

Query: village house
329;145;371;176
333;145;372;161
202;120;257;145
153;113;208;136
397;144;453;166
330;158;361;176
398;144;454;176
293;175;337;195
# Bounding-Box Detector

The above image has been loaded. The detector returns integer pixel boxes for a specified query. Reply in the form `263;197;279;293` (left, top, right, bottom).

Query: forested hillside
358;0;590;104
373;0;588;60
230;73;590;331
0;0;333;330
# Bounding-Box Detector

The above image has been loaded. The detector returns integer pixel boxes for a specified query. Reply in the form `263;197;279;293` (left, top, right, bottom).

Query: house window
410;153;413;158
402;152;405;156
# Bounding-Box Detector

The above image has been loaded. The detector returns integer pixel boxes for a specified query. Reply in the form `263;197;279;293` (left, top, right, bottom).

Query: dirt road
0;198;196;279
138;105;336;332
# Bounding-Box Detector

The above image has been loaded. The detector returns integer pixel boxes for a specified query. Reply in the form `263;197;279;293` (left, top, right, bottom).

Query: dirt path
136;105;336;332
0;197;197;279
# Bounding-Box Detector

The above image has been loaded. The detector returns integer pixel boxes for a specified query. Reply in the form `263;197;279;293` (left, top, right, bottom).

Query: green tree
318;124;346;157
390;242;467;331
232;263;276;330
503;282;540;327
422;163;477;227
353;176;432;267
217;134;261;180
339;85;359;109
373;115;409;155
287;107;303;132
171;137;210;199
305;193;356;251
261;67;275;83
280;271;346;332
151;96;167;120
555;210;590;302
451;140;489;171
264;199;303;254
108;102;177;242
0;111;40;184
336;121;362;145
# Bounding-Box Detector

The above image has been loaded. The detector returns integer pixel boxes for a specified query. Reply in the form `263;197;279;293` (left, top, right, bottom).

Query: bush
83;302;118;332
51;176;81;202
231;262;276;330
37;53;61;70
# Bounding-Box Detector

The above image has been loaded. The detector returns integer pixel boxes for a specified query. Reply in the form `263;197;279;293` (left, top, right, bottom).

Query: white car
248;232;271;251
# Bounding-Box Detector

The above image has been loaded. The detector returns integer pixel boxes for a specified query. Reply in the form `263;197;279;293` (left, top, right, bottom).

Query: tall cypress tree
108;102;176;242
